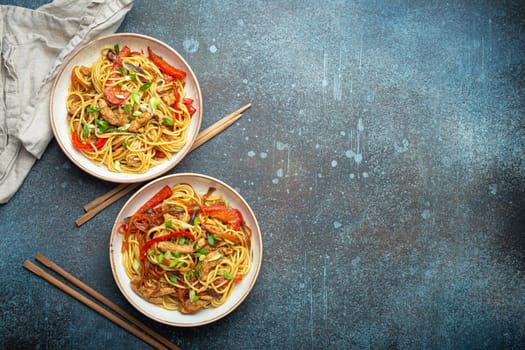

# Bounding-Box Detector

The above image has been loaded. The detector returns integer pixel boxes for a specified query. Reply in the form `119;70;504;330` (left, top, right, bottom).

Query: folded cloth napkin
0;0;133;204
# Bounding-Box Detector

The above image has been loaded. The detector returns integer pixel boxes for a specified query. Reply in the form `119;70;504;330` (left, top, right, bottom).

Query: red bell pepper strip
182;98;196;116
201;205;243;230
139;231;195;260
147;47;187;79
135;185;173;215
71;132;108;151
233;274;243;283
172;87;182;120
104;45;131;105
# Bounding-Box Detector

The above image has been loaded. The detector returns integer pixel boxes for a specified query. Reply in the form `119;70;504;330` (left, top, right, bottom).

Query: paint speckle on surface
395;138;410;153
357;118;364;132
183;38;199;53
276;141;289;150
350;173;355;179
352;256;361;266
272;178;279;184
421;209;431;219
243;79;248;84
345;119;364;166
277;168;284;177
489;184;497;195
333;48;342;101
334;221;342;229
331;160;338;167
247;151;256;157
260;152;268;159
209;45;217;53
362;172;369;178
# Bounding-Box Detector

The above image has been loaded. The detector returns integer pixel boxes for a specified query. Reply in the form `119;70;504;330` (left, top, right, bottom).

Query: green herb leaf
224;271;234;280
169;276;178;283
122;141;128;149
114;44;120;55
157;254;164;263
165;219;173;228
123;104;131;114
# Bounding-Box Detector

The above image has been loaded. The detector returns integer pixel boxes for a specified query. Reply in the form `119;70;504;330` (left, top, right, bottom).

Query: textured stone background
1;0;524;349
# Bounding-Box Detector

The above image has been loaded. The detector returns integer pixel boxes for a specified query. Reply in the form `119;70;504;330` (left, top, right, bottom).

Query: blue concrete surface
1;0;524;349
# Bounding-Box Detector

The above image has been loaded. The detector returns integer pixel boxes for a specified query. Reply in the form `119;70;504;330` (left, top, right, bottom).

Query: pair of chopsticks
76;103;252;227
24;254;179;350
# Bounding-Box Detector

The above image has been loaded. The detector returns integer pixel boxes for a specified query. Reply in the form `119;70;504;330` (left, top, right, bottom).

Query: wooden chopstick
190;103;251;150
83;183;129;212
77;103;251;226
75;183;142;226
24;254;180;350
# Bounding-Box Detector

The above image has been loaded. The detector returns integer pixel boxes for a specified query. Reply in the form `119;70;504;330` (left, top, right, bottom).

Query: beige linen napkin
0;0;133;204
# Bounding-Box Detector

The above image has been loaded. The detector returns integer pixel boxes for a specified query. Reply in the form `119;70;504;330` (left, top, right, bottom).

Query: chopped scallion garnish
163;117;174;126
140;82;152;91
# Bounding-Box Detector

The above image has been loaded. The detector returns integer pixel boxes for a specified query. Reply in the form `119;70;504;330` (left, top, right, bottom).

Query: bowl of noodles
109;173;263;326
50;33;202;183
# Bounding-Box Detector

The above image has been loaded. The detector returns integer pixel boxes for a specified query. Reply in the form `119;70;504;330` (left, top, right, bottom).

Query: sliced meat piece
157;238;206;254
98;99;128;126
129;111;153;132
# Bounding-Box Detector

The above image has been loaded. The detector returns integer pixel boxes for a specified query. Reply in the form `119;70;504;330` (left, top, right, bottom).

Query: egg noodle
117;183;252;314
66;44;196;173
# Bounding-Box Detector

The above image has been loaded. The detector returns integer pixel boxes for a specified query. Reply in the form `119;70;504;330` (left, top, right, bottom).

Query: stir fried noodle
118;183;252;314
66;44;196;173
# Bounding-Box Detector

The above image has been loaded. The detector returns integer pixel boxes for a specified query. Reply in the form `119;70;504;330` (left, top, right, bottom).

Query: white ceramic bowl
109;173;263;326
50;33;202;183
